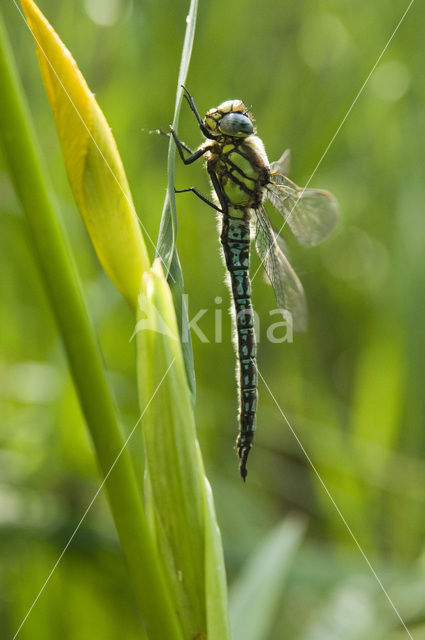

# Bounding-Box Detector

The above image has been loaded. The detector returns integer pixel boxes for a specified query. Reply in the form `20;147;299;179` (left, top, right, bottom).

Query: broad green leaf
230;516;306;640
136;260;229;640
21;0;149;308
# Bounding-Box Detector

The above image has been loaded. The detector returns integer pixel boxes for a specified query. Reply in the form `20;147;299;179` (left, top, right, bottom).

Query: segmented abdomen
220;210;257;480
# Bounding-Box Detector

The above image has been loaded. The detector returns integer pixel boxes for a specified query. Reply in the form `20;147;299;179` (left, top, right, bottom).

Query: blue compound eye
219;113;254;137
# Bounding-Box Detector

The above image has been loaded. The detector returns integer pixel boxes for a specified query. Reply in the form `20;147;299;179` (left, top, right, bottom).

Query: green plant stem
0;12;182;640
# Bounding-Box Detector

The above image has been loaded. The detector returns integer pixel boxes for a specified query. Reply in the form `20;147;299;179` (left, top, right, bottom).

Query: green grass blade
0;12;182;640
155;0;199;402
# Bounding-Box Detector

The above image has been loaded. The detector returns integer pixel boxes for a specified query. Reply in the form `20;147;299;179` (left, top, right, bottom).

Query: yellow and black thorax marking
207;139;270;209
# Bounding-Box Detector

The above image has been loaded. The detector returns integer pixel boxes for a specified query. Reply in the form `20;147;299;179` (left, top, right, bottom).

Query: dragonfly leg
181;85;203;127
181;85;215;139
177;139;194;155
175;187;223;212
152;128;194;154
208;169;229;214
169;126;211;165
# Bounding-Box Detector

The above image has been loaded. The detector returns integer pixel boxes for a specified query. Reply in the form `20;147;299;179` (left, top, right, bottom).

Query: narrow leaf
155;0;199;401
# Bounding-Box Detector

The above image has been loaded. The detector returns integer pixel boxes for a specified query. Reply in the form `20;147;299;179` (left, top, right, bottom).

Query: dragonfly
170;86;338;480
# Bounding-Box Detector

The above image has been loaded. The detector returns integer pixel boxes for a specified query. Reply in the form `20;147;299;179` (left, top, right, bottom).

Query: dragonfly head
203;100;255;139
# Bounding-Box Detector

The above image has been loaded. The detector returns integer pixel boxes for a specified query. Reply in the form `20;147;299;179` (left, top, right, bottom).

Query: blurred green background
1;0;425;638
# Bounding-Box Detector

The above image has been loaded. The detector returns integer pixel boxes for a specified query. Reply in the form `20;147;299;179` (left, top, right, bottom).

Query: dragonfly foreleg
181;85;203;127
175;186;223;212
181;85;214;139
169;126;211;165
152;128;194;154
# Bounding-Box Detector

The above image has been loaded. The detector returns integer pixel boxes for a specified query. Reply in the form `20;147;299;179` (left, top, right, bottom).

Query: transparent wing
252;214;289;256
269;148;291;176
254;205;307;332
266;172;338;247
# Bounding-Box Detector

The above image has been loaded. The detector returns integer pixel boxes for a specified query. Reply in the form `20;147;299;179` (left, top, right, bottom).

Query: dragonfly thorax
204;100;255;139
207;135;270;209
